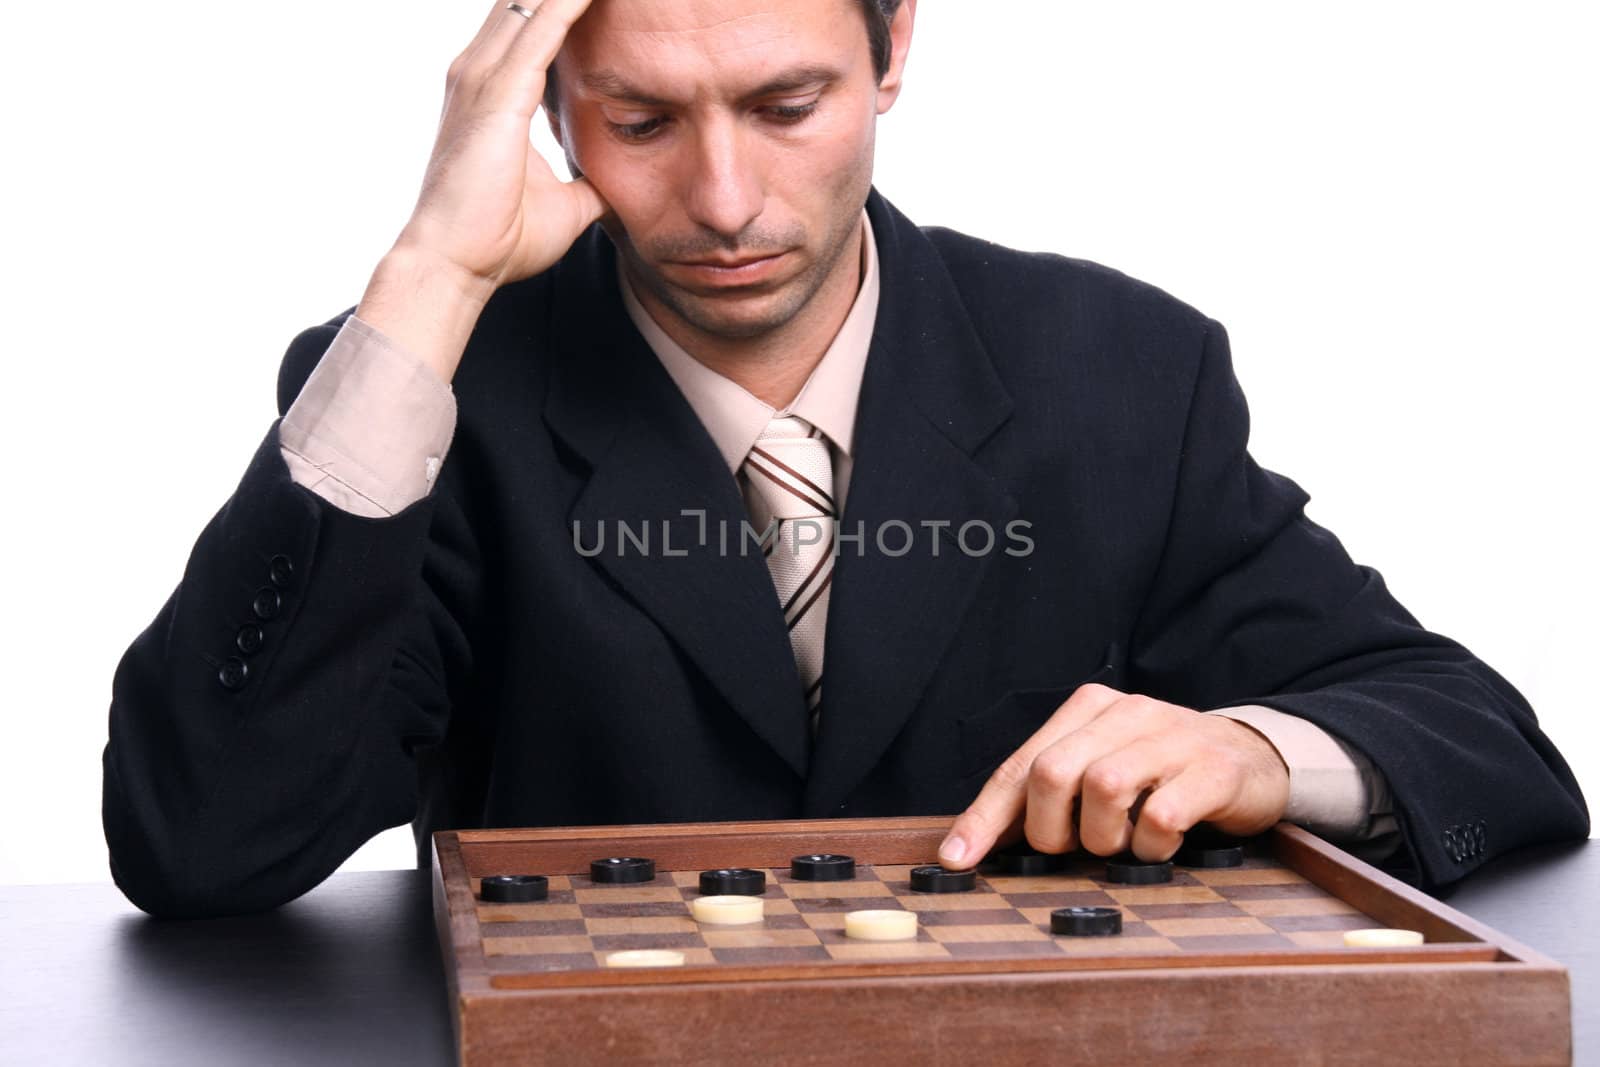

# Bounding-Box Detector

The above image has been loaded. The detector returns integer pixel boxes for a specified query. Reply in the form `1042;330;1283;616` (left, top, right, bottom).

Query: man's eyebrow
577;64;845;107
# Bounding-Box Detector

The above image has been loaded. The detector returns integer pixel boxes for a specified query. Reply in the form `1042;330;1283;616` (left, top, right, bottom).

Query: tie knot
744;416;836;520
757;414;817;442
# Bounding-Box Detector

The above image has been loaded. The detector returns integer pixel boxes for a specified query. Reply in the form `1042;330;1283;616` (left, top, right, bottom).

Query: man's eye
607;101;818;143
766;102;819;124
609;116;668;142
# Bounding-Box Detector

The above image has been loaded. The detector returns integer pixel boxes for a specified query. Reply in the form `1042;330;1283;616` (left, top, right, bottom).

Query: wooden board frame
432;818;1569;1064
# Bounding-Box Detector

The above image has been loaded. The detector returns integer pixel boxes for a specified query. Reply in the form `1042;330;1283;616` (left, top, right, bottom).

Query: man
103;0;1586;919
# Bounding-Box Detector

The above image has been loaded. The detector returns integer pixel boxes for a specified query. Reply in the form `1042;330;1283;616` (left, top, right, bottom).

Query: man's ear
544;76;586;179
876;0;917;113
545;101;587;182
544;50;569;151
544;53;568;149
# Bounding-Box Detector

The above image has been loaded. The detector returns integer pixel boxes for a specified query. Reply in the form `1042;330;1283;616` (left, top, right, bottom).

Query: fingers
942;691;1295;872
447;0;534;91
497;0;595;83
1068;732;1193;855
449;0;596;120
937;684;1124;869
492;0;597;118
457;0;522;70
1127;765;1236;860
1026;700;1203;855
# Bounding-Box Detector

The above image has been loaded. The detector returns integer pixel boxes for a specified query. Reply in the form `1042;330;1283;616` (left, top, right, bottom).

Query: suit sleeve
101;311;477;918
1128;318;1588;891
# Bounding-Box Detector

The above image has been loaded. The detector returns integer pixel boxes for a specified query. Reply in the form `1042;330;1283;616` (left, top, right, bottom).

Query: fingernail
939;835;967;866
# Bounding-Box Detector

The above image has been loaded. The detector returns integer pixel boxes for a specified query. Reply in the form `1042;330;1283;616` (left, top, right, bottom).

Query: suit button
268;554;294;589
235;623;265;656
218;657;249;691
252;587;281;621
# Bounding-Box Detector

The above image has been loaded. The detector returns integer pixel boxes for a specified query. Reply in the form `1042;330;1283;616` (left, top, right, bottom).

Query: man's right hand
357;0;607;382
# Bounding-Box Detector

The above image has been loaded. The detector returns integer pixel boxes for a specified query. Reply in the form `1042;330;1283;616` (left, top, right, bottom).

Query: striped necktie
742;415;836;733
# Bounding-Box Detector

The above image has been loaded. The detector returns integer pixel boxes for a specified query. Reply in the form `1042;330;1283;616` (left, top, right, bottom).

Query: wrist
1215;715;1291;821
356;245;496;384
1230;718;1290;776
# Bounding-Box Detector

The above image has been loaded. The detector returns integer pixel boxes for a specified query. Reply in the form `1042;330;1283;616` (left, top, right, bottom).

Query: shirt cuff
279;314;457;517
1207;704;1397;855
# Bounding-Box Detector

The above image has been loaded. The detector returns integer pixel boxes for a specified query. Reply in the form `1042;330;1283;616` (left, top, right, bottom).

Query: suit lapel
542;226;811;780
802;191;1017;816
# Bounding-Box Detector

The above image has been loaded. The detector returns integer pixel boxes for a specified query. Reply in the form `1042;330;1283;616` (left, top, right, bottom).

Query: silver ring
505;1;538;19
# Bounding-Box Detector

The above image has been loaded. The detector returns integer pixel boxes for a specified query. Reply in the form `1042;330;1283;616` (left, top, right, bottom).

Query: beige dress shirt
276;210;1398;858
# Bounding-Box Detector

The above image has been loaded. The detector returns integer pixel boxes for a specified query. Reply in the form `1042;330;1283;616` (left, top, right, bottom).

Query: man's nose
681;117;763;240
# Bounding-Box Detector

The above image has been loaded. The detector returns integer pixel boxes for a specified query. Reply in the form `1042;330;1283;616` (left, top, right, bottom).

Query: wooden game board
432;817;1569;1064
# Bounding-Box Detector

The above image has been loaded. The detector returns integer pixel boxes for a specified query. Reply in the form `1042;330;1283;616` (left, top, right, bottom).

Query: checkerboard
432;817;1570;1065
473;852;1380;973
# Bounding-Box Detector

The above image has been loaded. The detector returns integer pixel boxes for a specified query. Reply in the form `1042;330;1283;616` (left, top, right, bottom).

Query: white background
1;1;1594;886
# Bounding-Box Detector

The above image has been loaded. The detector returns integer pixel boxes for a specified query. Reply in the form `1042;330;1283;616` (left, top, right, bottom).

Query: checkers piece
1051;906;1123;937
844;909;918;941
1104;853;1174;885
690;895;765;925
478;874;548;903
699;867;767;896
604;949;685;968
791;854;856;881
909;865;977;894
988;845;1070;876
1175;832;1246;869
590;857;656;884
1343;928;1425;948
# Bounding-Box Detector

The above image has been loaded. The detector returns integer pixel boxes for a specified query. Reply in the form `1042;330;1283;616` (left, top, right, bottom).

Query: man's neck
626;224;864;410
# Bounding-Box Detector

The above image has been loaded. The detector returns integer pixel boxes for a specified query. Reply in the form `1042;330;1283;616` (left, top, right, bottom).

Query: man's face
551;0;898;343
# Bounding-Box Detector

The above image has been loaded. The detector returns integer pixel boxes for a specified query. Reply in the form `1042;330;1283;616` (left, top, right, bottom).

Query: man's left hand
937;684;1291;869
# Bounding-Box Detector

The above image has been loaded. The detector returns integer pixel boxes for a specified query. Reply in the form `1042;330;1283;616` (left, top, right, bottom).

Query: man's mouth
667;252;789;287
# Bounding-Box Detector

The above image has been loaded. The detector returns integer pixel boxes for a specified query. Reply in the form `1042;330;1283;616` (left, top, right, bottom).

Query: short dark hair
861;0;905;84
543;0;905;117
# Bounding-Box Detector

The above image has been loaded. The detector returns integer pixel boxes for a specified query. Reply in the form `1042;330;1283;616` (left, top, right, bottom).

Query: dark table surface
3;840;1595;1066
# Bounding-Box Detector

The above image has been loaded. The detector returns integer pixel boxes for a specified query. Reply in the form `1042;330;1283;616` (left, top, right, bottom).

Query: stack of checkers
471;838;1421;972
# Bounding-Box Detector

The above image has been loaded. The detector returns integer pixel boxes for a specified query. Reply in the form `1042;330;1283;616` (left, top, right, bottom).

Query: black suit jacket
103;188;1588;917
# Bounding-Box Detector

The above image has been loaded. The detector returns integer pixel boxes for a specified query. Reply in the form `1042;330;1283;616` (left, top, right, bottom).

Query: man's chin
672;296;794;341
656;280;804;340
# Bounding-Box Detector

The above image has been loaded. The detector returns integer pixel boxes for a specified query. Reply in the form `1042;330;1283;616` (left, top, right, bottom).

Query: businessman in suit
103;0;1586;918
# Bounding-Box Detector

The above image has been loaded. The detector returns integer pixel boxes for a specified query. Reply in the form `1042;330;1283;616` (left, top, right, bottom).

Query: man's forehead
564;0;863;102
575;0;850;38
